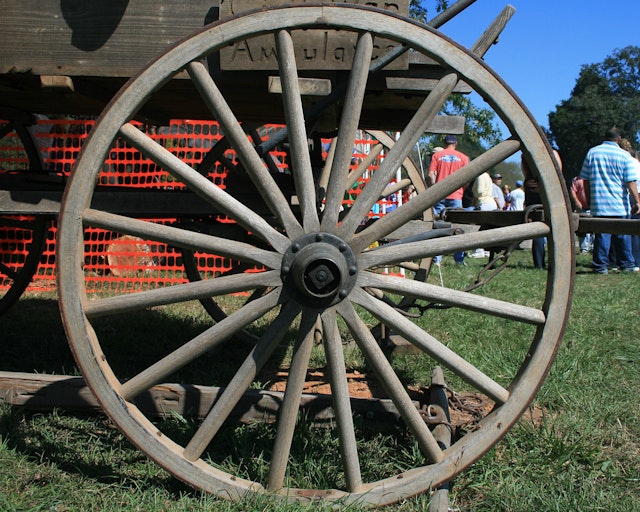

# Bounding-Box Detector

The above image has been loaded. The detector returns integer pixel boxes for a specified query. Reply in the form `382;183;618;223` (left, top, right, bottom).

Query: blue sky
434;0;640;137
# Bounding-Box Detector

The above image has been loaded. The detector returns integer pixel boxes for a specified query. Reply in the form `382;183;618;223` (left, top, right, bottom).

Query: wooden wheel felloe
0;213;50;315
0;118;51;315
56;5;574;506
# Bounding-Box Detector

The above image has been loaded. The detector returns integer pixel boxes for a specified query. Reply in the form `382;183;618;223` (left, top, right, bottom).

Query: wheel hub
282;233;358;307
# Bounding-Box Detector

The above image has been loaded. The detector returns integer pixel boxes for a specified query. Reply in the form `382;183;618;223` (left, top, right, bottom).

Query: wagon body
0;0;465;132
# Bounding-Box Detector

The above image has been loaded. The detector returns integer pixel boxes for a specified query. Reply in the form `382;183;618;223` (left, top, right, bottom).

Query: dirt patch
266;369;549;430
267;369;386;399
265;369;502;429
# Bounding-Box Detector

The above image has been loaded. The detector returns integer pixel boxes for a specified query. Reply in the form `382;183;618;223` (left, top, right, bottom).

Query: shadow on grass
0;405;195;497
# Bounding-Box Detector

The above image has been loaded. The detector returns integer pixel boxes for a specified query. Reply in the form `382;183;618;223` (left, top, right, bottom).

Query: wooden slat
268;76;332;96
386;77;472;94
219;0;409;71
0;0;221;77
0;371;406;430
0;188;278;217
0;2;466;127
577;217;640;236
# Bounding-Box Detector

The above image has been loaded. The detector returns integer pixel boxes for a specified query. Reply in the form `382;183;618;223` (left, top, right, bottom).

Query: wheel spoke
184;300;301;462
0;261;18;280
338;72;460;238
381;178;413;200
267;309;317;491
85;270;281;318
275;30;320;232
321;307;362;492
359;222;550;269
350;287;510;404
254;39;410;159
337;301;443;463
82;208;281;269
344;142;384;192
317;137;338;193
321;32;373;230
350;139;522;252
118;122;290;252
187;61;303;240
359;271;545;325
247;126;282;176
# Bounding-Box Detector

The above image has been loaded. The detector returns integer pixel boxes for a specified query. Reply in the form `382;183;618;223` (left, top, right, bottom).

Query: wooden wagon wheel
0;118;51;315
57;5;574;506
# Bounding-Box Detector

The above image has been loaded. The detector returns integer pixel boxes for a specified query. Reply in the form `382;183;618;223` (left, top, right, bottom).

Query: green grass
1;250;639;511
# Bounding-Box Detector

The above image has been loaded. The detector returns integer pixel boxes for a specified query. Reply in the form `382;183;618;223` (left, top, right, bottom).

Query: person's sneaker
469;249;485;258
609;266;619;272
456;261;467;267
622;266;640;273
593;269;608;275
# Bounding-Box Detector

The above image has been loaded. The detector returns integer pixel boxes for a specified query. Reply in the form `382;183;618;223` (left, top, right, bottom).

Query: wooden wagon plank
0;187;282;217
219;0;409;71
0;0;464;127
0;371;405;429
0;0;221;77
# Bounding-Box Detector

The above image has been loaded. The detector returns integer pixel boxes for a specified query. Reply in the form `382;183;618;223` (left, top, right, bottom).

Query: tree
548;46;640;178
409;0;449;24
412;92;504;174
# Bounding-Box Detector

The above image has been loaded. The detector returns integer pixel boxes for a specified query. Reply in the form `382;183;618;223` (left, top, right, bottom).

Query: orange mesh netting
1;118;404;295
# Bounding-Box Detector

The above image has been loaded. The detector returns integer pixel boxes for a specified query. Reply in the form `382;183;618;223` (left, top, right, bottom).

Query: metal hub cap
282;232;358;307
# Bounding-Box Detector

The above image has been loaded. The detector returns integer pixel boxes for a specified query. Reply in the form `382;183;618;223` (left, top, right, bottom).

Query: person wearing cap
510;179;525;210
428;134;469;265
490;173;506;210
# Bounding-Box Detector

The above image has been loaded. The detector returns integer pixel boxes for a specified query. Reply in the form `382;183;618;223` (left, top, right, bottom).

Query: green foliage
409;0;449;24
549;45;640;177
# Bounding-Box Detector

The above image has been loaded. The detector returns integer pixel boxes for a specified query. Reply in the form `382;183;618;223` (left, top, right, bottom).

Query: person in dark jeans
521;149;563;269
580;128;640;274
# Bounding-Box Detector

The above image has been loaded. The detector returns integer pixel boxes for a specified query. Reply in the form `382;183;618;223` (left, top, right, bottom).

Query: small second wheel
0;117;51;315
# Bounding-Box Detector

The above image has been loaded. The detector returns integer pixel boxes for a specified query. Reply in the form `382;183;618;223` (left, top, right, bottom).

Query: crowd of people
426;127;640;273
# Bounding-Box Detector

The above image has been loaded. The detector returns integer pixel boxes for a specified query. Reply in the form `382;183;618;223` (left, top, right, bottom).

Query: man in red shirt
428;135;469;265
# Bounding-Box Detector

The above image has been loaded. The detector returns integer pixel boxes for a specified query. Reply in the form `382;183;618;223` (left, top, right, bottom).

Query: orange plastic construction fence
1;118;404;295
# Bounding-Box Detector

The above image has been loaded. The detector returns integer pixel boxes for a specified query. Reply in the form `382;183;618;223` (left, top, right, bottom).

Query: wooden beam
0;371;407;429
0;0;221;77
268;77;332;96
386;77;472;94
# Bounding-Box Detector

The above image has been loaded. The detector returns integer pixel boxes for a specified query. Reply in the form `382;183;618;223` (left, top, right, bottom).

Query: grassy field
1;250;639;511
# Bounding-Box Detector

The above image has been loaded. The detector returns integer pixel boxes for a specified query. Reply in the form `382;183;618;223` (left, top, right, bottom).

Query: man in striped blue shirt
580;127;640;274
